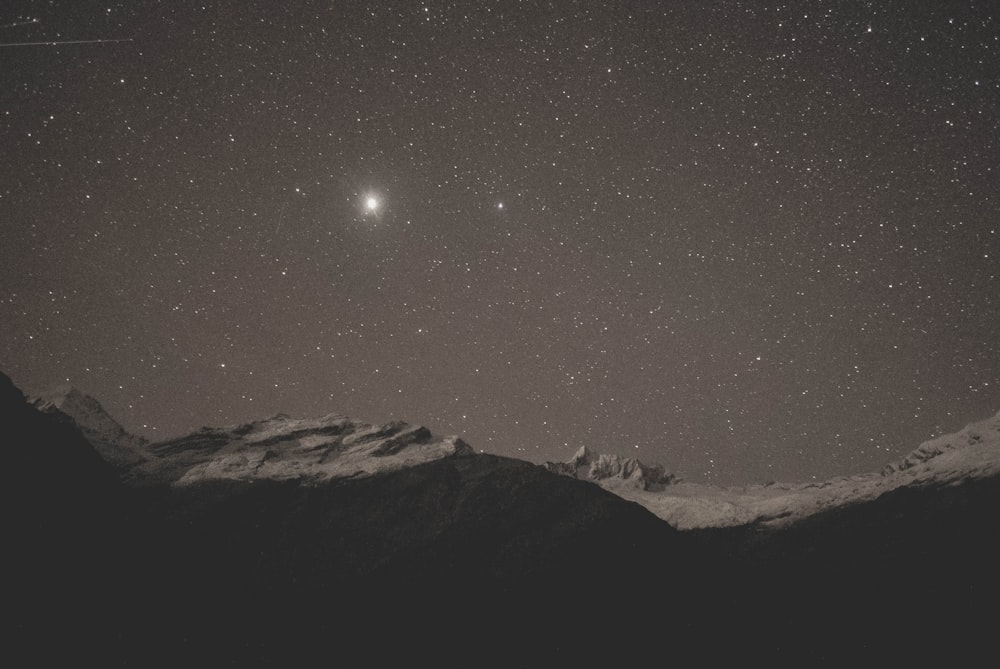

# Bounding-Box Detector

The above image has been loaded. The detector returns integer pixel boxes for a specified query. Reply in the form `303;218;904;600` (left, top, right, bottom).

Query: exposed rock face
543;445;677;490
138;412;473;485
32;386;149;470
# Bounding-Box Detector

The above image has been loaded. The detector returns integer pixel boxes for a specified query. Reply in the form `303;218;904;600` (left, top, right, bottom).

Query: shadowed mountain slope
7;371;999;666
31;385;150;470
5;373;697;666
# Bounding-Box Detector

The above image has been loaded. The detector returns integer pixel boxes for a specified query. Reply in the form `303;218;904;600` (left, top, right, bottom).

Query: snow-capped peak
139;413;473;486
544;447;678;491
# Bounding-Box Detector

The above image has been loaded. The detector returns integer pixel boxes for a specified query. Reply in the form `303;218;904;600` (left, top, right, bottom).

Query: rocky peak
544;447;677;491
139;412;474;486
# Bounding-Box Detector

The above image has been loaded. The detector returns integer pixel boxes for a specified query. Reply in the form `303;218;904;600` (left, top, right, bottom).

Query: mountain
31;385;149;471
136;412;473;485
543;445;678;490
608;409;1000;530
3;372;695;666
634;410;1000;667
7;369;999;665
2;373;122;509
3;372;130;665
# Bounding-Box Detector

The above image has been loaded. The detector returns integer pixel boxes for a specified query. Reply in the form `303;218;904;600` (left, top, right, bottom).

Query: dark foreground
5;373;997;666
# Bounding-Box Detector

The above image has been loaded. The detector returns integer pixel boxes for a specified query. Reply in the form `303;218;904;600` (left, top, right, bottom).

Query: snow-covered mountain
7;369;999;665
28;387;474;489
138;412;473;485
603;409;1000;530
543;445;678;491
2;370;688;666
40;377;999;535
30;381;1000;536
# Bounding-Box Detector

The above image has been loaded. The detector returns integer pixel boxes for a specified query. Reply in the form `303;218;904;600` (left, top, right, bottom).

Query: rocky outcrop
544;445;677;491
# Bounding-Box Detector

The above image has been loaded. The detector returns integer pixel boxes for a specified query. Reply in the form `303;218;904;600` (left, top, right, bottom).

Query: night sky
2;1;998;486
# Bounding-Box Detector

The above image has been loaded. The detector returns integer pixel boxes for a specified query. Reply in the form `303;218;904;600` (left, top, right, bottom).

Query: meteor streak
0;38;131;47
0;17;130;47
1;18;40;29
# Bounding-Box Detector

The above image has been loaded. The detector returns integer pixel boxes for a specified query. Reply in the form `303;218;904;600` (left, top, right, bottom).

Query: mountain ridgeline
5;370;999;666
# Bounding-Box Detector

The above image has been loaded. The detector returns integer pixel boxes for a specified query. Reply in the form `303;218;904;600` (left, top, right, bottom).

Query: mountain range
544;412;1000;531
5;370;998;666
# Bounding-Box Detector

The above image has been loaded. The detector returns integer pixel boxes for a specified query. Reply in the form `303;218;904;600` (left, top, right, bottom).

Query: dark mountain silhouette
3;373;127;665
4;373;698;666
31;385;151;475
5;371;999;666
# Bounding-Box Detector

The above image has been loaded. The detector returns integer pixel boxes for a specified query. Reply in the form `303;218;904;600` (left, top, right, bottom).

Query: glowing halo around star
357;192;383;220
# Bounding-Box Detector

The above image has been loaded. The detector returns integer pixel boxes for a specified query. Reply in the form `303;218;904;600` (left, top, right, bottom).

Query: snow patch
597;409;1000;530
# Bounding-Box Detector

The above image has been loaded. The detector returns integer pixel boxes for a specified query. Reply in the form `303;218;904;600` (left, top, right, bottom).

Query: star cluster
2;1;998;485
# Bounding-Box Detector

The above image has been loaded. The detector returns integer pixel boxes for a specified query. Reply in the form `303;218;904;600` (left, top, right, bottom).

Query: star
2;2;995;488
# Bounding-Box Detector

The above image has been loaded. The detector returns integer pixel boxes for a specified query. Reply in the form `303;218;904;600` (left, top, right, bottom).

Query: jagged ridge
139;412;473;485
25;385;474;487
543;445;678;491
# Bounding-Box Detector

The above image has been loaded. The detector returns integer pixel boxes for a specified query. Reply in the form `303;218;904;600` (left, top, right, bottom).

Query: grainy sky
2;1;998;485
